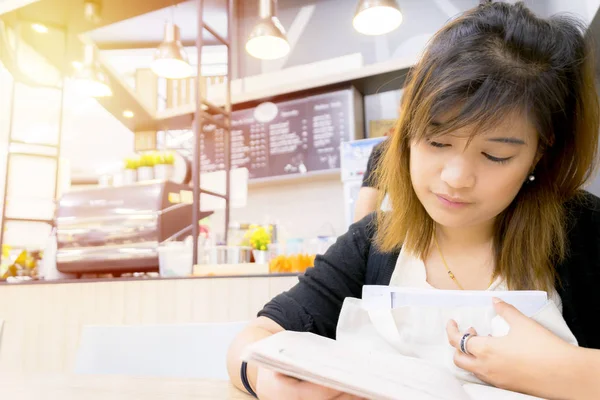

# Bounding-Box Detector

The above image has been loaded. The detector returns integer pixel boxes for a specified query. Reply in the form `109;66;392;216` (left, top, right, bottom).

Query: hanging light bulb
151;22;193;79
246;0;290;60
71;44;112;98
31;23;49;34
353;0;403;36
83;0;102;24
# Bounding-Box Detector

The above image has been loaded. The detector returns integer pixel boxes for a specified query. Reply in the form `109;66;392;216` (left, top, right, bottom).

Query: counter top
0;272;300;286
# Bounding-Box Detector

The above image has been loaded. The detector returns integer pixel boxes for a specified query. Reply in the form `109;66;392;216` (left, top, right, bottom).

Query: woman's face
409;113;539;230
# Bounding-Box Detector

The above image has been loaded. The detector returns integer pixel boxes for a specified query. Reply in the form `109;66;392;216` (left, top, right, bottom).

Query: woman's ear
532;148;544;170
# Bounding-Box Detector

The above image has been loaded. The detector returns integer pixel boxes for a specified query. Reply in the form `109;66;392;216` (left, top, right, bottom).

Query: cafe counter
0;272;299;375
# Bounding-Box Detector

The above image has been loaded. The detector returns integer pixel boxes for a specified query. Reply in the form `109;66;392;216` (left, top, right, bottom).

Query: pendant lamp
71;44;112;98
151;22;193;79
353;0;403;36
246;0;290;60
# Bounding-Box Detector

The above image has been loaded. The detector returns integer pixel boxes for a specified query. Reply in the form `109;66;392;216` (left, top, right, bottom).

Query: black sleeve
257;213;376;339
362;141;386;188
558;191;600;349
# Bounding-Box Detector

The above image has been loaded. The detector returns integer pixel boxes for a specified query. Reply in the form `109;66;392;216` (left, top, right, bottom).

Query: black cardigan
259;191;600;349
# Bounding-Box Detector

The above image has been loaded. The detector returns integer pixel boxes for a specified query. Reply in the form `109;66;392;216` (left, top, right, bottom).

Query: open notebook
362;286;548;316
243;330;543;400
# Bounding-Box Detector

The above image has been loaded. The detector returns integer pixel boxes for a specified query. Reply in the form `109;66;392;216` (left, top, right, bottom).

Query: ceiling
0;0;233;131
3;0;600;134
3;0;193;34
0;0;230;65
0;0;39;14
85;0;321;50
88;0;228;49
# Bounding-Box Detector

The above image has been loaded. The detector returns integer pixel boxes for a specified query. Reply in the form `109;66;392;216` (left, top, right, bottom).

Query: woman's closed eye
428;141;514;164
428;141;449;148
483;153;513;164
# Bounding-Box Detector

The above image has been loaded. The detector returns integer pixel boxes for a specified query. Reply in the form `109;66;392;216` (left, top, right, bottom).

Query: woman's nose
440;157;476;189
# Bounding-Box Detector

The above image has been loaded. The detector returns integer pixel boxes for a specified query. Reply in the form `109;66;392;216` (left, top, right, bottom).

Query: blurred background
0;0;599;277
1;0;600;376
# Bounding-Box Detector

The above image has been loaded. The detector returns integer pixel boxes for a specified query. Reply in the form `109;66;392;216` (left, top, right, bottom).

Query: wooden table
0;375;252;399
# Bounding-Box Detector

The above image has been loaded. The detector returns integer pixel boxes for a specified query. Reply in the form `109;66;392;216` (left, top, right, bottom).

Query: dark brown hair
375;2;599;291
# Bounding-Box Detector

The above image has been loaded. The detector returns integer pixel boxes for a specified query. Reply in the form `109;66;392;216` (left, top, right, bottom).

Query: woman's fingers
446;320;479;349
446;319;462;347
447;319;492;374
460;334;490;358
453;347;478;372
466;326;478;336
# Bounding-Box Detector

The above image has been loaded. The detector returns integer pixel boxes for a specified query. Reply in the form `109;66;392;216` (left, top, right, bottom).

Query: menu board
199;88;356;180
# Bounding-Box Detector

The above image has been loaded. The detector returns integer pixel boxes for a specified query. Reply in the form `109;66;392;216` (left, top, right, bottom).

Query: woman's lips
435;194;472;209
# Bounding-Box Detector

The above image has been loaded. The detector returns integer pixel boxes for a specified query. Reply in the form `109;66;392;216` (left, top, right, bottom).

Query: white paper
244;330;470;400
244;331;544;400
362;286;548;317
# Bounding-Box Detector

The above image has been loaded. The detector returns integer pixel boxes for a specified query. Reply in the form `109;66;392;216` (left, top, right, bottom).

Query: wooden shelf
124;57;415;133
247;169;341;189
232;56;415;107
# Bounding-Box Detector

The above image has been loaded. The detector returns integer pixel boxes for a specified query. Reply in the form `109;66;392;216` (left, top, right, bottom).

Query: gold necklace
433;232;495;290
433;233;465;290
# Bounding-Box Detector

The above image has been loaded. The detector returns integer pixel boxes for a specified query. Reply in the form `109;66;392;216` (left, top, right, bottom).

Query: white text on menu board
312;100;343;155
269;109;304;156
231;115;268;170
230;126;250;167
200;123;225;172
248;118;268;170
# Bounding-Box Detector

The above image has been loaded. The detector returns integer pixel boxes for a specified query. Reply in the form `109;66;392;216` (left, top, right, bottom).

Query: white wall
545;0;600;24
59;85;135;178
211;176;346;243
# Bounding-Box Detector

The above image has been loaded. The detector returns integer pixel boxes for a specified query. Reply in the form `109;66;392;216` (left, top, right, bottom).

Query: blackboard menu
200;88;355;180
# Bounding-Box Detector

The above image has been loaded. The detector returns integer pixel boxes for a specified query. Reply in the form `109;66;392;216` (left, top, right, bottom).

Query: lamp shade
72;68;112;98
72;44;112;98
245;16;290;60
353;0;403;36
151;23;193;79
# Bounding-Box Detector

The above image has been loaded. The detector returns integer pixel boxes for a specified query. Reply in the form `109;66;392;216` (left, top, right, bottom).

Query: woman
227;2;600;399
353;139;387;222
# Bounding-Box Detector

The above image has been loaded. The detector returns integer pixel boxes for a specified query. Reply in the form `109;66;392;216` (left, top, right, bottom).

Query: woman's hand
446;298;582;399
255;367;366;400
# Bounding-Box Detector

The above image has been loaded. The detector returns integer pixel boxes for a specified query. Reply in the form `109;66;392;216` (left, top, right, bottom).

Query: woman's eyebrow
487;137;526;145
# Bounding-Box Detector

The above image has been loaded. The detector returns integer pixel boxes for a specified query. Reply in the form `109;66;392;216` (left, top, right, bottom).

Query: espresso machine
56;181;211;275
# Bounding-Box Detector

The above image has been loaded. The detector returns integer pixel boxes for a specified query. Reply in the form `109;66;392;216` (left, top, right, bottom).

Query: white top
389;245;563;312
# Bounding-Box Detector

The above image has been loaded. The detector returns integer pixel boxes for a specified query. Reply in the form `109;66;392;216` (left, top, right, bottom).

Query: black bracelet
241;361;258;398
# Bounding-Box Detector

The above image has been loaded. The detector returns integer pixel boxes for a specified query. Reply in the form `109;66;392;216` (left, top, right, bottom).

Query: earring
528;174;535;182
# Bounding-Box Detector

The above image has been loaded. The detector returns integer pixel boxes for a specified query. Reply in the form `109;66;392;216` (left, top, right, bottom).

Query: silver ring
459;333;473;355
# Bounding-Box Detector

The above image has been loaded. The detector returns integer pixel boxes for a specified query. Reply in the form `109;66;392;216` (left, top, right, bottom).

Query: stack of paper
243;330;543;400
362;286;548;316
